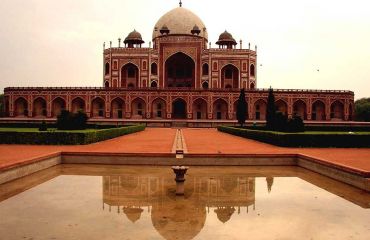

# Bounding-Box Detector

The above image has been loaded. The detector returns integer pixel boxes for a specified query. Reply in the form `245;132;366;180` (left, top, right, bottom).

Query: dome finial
179;0;182;7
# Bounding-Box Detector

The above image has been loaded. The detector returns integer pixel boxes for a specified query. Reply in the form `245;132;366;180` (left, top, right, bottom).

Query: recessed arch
330;100;344;120
151;62;158;75
250;82;255;89
104;81;110;88
193;98;208;119
52;97;66;117
293;100;307;120
33;97;47;117
221;64;239;89
312;100;326;121
131;97;146;119
254;99;267;120
150;81;158;88
165;52;195;88
202;81;209;89
152;97;166;119
121;63;139;88
91;97;105;118
213;98;228;120
71;97;86;113
105;62;110;76
111;97;125;119
202;63;209;76
275;99;288;116
250;64;255;77
14;97;28;117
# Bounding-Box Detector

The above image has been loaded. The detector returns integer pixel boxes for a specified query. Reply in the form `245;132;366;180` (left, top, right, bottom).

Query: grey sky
0;0;369;99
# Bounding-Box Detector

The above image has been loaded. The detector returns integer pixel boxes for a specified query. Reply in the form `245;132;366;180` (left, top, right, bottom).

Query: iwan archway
165;52;195;88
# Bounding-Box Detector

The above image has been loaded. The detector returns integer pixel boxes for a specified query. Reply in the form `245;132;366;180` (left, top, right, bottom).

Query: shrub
286;116;305;132
57;110;88;130
236;88;247;127
0;125;145;145
218;126;370;148
38;120;48;131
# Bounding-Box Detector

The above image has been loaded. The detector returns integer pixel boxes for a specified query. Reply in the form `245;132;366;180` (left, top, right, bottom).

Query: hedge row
0;125;145;145
238;125;370;132
0;122;119;129
218;126;370;148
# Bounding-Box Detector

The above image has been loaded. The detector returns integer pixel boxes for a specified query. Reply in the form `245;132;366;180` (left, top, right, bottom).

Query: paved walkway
0;128;369;174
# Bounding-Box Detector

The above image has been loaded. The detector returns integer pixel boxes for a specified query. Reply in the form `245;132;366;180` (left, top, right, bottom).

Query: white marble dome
152;7;208;40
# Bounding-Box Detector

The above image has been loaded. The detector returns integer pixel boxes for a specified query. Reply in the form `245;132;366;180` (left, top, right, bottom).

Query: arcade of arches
9;95;352;121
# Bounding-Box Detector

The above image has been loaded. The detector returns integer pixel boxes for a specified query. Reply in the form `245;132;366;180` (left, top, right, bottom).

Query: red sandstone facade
3;5;354;122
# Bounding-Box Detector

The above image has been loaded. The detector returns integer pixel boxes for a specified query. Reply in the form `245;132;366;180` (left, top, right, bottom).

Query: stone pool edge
0;151;369;192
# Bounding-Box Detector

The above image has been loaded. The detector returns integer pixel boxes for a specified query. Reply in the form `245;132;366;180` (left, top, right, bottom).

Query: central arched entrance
172;99;187;119
165;52;195;88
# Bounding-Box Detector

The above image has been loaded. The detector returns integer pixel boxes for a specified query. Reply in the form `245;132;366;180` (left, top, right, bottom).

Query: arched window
202;63;209;75
105;62;110;75
104;81;109;88
151;63;158;75
151;81;158;88
250;83;255;89
250;64;255;77
202;81;209;89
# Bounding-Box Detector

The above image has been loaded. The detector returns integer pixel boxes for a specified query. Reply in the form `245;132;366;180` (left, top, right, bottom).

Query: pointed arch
121;63;139;88
293;100;307;120
312;100;326;121
33;97;47;117
111;97;125;119
213;98;228;120
275;99;288;116
254;99;267;120
71;97;86;113
172;98;187;119
151;62;158;75
202;63;209;76
152;97;166;119
330;100;344;120
105;62;110;76
250;64;255;77
14;97;28;117
193;98;208;119
131;97;146;119
91;97;105;118
52;97;66;117
165;52;195;88
221;64;239;89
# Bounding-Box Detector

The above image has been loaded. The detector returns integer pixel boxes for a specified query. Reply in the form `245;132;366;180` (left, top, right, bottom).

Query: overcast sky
0;0;369;99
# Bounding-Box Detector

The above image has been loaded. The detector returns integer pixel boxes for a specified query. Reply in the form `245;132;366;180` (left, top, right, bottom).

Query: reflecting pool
0;165;369;240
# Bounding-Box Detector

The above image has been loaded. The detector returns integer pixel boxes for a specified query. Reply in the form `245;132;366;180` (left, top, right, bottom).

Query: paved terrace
0;128;369;175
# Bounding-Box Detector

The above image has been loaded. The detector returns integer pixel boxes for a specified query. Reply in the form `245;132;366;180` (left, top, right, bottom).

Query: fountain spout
172;166;189;195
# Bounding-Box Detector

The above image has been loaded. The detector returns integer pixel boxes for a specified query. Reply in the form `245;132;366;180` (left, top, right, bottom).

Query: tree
355;98;370;122
266;87;276;130
56;110;88;130
236;88;247;127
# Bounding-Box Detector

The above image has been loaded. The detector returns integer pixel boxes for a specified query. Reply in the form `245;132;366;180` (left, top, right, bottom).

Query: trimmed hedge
218;126;370;148
240;125;370;132
0;122;119;129
0;125;145;145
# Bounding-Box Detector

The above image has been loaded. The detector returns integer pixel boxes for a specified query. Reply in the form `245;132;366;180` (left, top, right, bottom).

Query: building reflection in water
102;173;273;240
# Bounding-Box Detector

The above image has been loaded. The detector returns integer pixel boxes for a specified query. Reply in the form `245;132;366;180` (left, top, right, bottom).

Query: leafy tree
355;98;370;122
287;115;305;132
266;87;276;130
236;88;247;127
57;110;88;130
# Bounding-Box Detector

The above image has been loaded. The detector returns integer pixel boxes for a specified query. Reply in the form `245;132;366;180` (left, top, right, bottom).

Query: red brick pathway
0;128;369;174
